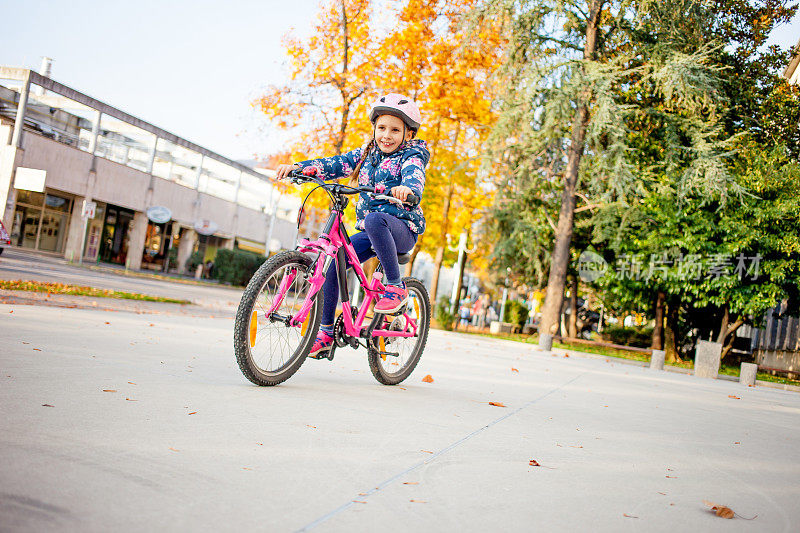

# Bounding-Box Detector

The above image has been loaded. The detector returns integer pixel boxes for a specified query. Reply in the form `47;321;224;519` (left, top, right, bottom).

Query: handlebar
287;170;420;207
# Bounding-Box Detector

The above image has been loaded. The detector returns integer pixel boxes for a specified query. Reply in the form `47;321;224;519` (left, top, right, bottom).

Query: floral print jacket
296;139;429;234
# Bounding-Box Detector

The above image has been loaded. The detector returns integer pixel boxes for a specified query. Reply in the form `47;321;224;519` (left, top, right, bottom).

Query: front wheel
367;277;430;385
234;251;322;386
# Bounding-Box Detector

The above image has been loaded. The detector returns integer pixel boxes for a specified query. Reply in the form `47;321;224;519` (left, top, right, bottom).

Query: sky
2;1;799;163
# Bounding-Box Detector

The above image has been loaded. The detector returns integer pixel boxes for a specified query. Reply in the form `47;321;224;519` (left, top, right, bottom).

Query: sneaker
375;284;408;314
309;330;334;357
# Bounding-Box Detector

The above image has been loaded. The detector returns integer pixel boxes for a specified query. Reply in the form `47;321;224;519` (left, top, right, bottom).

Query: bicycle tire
367;277;430;385
234;251;322;386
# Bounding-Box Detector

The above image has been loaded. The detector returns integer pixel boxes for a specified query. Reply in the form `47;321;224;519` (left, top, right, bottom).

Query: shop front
10;189;74;253
99;204;135;265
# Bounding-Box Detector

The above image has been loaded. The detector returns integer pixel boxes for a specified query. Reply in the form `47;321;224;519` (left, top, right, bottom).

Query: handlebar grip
405;194;420;207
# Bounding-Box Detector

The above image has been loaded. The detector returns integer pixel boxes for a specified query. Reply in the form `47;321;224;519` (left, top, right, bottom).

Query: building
0;66;298;273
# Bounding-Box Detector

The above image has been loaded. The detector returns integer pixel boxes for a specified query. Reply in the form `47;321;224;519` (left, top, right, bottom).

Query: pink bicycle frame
266;210;417;339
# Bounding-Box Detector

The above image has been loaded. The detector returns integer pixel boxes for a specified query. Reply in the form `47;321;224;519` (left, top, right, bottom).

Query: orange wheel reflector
301;314;310;336
249;311;258;347
414;297;420;318
379;337;387;360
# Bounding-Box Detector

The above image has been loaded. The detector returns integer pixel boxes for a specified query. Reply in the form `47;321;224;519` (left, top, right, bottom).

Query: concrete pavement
2;301;799;532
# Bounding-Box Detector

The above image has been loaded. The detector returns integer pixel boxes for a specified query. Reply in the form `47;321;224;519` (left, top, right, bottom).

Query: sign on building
146;206;172;224
82;200;97;219
14;167;47;192
194;219;218;236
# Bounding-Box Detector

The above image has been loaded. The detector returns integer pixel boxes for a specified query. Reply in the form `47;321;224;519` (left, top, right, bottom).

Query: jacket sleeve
296;147;363;181
400;153;426;197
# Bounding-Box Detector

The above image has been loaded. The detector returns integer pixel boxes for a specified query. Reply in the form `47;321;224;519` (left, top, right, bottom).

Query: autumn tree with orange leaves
257;0;506;299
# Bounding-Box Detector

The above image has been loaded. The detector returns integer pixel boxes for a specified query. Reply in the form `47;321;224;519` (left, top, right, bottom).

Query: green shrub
602;325;653;348
434;297;456;331
503;300;529;329
213;248;267;286
186;250;204;273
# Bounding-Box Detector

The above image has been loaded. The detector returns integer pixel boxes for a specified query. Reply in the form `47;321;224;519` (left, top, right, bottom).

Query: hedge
213;248;268;286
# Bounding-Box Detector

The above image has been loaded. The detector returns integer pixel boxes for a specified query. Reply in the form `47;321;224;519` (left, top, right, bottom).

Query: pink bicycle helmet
368;93;422;131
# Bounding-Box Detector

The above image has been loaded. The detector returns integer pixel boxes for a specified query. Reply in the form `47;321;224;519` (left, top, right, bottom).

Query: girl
276;93;429;358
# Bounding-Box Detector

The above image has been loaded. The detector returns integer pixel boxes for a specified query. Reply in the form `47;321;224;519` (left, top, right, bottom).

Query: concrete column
11;73;31;148
125;211;149;271
740;362;758;387
88;111;102;154
177;229;198;275
539;333;553;352
650;349;666;370
695;340;722;379
63;197;86;262
146;136;158;174
194;154;205;190
0;145;23;227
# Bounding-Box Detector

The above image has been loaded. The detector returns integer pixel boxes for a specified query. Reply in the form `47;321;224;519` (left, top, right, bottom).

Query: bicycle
234;170;431;386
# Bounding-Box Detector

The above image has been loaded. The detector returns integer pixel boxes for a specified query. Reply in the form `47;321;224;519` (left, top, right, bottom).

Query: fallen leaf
511;368;519;373
564;354;569;358
8;310;12;313
623;513;638;519
306;425;317;429
42;404;54;407
102;389;116;392
149;323;155;327
529;460;541;466
403;482;419;485
169;447;180;452
242;467;252;471
421;450;433;454
658;492;667;495
728;395;741;400
125;398;138;402
489;402;506;407
188;411;197;415
128;381;136;385
358;492;368;496
409;499;426;503
398;387;407;390
703;501;735;519
256;442;263;446
569;445;584;449
352;500;367;504
666;475;677;478
104;321;110;324
421;374;434;383
22;342;29;344
734;442;740;445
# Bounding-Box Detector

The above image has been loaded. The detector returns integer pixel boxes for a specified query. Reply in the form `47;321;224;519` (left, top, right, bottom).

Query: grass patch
0;280;190;304
437;326;800;386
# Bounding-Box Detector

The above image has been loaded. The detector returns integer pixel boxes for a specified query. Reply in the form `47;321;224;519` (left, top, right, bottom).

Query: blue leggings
321;212;417;328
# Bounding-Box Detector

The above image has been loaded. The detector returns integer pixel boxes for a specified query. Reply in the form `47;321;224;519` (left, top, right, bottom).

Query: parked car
0;219;10;255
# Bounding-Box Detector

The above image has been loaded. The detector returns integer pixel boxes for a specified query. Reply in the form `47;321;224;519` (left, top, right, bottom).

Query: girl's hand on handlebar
391;185;414;202
276;164;299;180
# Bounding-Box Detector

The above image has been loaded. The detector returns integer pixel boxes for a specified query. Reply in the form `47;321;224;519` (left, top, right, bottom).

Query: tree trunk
537;0;603;338
429;246;445;305
450;248;468;315
428;124;461;302
717;305;745;362
651;290;666;350
664;297;681;363
716;305;730;345
720;321;744;362
567;275;578;338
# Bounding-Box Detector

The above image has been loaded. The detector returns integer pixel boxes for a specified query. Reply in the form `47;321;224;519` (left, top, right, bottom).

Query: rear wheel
234;251;322;386
367;277;430;385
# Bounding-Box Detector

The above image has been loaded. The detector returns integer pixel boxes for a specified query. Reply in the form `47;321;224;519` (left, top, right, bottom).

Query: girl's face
374;114;413;153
